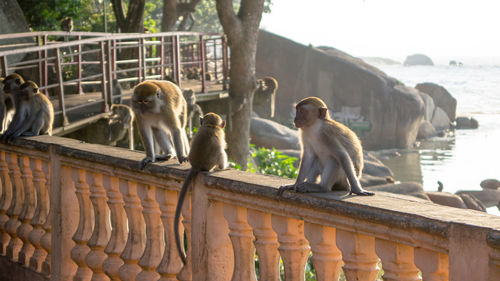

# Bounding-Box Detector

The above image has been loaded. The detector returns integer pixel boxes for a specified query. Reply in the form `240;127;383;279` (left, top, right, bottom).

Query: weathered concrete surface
256;30;425;150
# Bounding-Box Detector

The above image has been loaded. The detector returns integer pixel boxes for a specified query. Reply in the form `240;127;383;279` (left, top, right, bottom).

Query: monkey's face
294;104;317;128
3;78;22;94
132;94;157;114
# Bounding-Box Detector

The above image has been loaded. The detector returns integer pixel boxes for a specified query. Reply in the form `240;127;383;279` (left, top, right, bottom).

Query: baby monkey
278;97;374;196
174;112;228;264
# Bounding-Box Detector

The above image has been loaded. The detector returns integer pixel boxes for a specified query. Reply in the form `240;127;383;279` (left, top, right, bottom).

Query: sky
261;0;500;64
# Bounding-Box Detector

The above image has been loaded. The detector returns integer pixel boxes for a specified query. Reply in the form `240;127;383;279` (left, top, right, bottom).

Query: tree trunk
110;0;146;33
216;0;265;169
161;0;177;32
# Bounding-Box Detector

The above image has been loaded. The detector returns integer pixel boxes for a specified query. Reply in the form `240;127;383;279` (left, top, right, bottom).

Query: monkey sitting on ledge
278;97;374;196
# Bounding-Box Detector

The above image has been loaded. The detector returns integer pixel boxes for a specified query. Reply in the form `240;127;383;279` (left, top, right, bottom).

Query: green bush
233;145;298;179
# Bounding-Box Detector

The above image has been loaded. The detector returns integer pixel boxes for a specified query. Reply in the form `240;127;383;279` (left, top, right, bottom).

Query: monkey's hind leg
152;128;174;162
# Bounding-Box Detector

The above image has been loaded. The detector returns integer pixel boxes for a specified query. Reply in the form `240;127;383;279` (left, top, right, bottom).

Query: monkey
174;112;228;264
131;80;190;169
253;76;278;119
60;17;74;32
108;104;135;150
112;79;123;104
1;74;25;133
1;81;54;142
278;97;374;196
182;88;204;138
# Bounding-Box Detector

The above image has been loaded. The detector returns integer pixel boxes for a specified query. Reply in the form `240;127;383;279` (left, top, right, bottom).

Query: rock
250;116;300;150
361;152;395;187
480;179;500;190
426;192;467;209
458;193;486;212
256;30;425;150
415;83;457;121
455;189;500;208
403;54;434;66
0;1;31;66
417;120;437;139
417;91;436;121
366;182;429;200
431;106;451;131
455;116;479;129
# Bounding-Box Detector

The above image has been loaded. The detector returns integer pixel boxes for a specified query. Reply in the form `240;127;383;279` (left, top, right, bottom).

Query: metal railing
0;31;229;135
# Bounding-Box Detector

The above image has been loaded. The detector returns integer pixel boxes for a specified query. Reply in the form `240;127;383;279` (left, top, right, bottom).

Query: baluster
137;184;163;281
157;189;183;281
103;176;127;281
304;223;343;281
177;192;192;281
118;180;145;281
223;204;257;281
0;151;13;255
18;155;36;265
247;210;280;281
71;168;94;281
414;248;449;281
336;230;380;281
5;152;24;261
271;215;310;281
86;173;111;281
29;158;50;272
41;205;52;275
375;239;421;281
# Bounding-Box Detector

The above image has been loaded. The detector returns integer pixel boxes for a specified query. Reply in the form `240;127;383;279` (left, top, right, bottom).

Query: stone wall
256;30;424;150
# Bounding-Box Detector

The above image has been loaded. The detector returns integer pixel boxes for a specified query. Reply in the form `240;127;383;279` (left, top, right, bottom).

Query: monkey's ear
33;88;38;93
199;117;204;125
220;120;226;129
319;107;327;119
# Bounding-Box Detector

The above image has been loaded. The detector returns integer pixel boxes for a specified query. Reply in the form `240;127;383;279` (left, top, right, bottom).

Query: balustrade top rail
0;136;499;280
0;31;229;135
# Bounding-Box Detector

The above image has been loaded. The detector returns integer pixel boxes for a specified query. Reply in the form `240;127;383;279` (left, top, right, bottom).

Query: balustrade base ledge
4;135;500;247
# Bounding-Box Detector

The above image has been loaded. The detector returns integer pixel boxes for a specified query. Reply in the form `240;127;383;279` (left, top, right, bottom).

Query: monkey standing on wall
1;81;54;142
132;80;190;169
174;112;228;264
278;97;374;196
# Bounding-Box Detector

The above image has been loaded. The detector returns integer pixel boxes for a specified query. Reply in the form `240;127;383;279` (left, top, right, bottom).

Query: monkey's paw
177;156;188;164
349;189;375;196
139;157;153;170
277;184;296;196
156;154;172;162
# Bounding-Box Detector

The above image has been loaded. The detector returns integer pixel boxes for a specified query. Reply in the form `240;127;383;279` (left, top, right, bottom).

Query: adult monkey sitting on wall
132;80;189;169
278;97;374;196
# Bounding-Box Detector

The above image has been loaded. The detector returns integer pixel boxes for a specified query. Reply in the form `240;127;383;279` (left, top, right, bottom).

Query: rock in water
416;82;457;121
455;116;479;129
480;179;500;190
404;54;434;66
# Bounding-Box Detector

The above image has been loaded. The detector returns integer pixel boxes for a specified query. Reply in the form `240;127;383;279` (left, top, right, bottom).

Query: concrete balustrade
0;135;499;281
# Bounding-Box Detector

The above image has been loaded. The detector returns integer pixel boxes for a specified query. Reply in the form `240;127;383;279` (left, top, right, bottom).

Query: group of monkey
0;74;54;142
130;79;374;264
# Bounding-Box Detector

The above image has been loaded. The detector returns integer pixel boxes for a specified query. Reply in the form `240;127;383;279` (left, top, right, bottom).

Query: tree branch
216;0;241;41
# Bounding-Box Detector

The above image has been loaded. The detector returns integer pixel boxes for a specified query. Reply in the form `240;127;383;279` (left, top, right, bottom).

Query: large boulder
417;120;437;139
426;192;467;209
455;116;479;129
250;116;300;150
417;91;436;121
480;178;500;190
0;0;32;65
431;106;451;131
256;30;425;150
415;83;457;121
366;182;429;200
404;54;434;66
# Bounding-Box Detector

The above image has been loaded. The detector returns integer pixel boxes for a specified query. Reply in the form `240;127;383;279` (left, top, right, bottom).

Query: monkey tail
174;168;199;265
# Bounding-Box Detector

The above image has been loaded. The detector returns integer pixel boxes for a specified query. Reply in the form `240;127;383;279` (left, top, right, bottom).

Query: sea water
374;63;500;215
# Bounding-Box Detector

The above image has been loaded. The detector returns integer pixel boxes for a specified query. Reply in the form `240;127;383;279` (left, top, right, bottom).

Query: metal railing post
99;41;109;112
106;40;114;105
199;35;207;93
76;35;83;95
173;35;181;87
55;48;69;126
222;36;229;91
42;35;49;96
0;56;7;77
160;36;165;80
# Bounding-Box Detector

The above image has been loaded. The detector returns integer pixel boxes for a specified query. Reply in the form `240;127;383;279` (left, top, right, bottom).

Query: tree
110;0;146;33
216;0;265;169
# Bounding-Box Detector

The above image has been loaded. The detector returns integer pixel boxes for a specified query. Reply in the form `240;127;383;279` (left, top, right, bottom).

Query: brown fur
278;96;373;196
174;112;228;264
132;80;189;168
254;76;278;118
